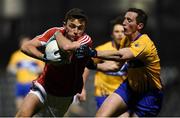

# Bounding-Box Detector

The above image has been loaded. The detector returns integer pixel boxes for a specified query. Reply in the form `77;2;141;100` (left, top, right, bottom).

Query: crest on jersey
134;43;139;47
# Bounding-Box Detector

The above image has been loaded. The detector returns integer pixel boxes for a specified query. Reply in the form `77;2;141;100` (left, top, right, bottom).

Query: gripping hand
43;50;62;62
75;45;97;59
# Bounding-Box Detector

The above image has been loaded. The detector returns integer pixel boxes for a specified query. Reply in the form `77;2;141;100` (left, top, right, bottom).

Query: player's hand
88;47;97;57
76;88;87;102
75;45;88;59
43;50;62;62
75;45;97;59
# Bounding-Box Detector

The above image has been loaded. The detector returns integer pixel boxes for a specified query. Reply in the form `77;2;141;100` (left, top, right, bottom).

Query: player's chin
124;31;131;36
123;28;130;35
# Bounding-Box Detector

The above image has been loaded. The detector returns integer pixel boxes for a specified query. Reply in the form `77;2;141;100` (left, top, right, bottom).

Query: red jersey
34;27;92;96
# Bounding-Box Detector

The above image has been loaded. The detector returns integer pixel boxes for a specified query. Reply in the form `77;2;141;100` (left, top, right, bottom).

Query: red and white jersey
36;27;92;46
34;27;92;97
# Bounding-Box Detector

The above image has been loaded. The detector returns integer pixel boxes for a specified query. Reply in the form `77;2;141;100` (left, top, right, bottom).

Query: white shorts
29;81;73;117
29;81;47;103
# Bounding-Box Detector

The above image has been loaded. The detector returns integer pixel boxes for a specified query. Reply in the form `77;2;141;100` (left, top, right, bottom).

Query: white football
45;40;70;64
45;40;62;62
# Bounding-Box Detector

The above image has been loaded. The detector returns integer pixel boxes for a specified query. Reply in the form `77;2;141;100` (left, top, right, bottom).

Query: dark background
0;0;180;116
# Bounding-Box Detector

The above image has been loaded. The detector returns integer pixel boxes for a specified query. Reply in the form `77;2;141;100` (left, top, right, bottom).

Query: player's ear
137;23;144;30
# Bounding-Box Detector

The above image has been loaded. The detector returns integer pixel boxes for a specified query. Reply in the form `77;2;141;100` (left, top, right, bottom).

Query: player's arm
54;31;81;51
96;47;134;62
77;57;95;101
21;37;45;61
76;67;90;101
96;61;121;72
85;57;121;72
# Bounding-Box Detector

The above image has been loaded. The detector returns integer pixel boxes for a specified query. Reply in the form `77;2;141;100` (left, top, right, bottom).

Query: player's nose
74;32;78;36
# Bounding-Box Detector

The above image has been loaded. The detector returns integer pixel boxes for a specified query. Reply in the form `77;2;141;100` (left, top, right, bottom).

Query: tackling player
16;8;92;117
90;8;163;117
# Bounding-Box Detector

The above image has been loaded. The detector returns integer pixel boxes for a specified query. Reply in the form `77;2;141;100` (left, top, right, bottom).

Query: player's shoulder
46;27;65;33
78;33;92;46
36;27;65;43
80;33;92;39
11;50;22;57
135;34;155;47
52;26;65;31
139;34;151;42
10;50;26;61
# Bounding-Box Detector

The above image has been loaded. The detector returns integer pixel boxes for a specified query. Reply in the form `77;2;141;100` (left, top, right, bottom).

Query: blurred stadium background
0;0;179;116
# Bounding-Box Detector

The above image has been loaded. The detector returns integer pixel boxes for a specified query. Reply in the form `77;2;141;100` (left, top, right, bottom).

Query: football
45;39;70;65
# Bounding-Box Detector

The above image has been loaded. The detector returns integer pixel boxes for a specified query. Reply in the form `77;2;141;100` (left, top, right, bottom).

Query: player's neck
130;32;142;42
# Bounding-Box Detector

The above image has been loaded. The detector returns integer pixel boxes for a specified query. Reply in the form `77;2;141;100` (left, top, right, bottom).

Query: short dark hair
109;15;124;33
110;15;124;27
126;8;148;29
64;8;88;24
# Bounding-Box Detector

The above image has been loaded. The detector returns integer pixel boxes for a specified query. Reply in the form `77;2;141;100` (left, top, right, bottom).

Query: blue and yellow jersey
128;34;162;93
94;39;128;96
7;50;45;84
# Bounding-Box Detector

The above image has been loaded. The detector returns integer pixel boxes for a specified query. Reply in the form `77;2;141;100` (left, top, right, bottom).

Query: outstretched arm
96;48;134;62
97;61;121;72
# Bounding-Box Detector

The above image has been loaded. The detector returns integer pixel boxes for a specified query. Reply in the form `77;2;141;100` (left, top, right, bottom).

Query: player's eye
69;24;84;30
127;18;132;23
69;24;76;29
114;30;120;33
77;25;85;30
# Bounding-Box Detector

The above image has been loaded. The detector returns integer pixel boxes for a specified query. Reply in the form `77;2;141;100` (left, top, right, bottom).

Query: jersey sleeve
78;34;93;47
35;27;65;44
129;38;147;58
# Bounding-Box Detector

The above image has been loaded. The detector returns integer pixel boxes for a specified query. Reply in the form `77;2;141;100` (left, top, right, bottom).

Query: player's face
65;18;86;41
123;12;139;36
112;24;125;45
